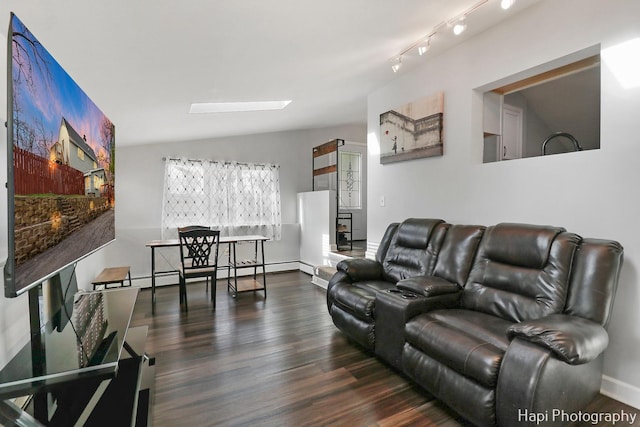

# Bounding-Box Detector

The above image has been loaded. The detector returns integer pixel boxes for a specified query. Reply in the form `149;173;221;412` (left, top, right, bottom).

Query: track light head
501;0;515;10
418;39;431;56
453;19;467;35
391;57;402;73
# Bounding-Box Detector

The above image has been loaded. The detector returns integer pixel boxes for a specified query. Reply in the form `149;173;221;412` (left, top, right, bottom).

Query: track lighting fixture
391;57;402;73
390;0;516;73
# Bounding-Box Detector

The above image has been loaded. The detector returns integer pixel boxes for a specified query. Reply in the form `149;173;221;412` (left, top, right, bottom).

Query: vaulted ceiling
2;0;539;146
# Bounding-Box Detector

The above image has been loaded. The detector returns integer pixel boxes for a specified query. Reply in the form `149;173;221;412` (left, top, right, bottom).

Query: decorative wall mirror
482;48;600;163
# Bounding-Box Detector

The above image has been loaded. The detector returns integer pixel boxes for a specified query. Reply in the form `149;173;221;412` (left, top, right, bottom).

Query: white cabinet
483;93;523;162
483;91;502;135
501;104;523;160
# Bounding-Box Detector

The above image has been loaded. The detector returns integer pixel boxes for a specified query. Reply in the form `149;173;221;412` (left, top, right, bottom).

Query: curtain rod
162;157;279;168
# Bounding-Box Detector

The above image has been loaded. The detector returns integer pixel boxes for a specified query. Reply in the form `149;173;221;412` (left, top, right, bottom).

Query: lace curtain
162;158;282;240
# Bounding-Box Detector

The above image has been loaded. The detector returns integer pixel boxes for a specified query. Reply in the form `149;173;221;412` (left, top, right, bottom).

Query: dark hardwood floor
131;271;639;427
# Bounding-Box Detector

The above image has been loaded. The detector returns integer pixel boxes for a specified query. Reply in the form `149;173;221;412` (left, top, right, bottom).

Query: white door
501;104;523;160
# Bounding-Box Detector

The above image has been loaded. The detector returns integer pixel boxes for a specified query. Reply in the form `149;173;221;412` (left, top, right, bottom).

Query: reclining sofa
326;218;623;426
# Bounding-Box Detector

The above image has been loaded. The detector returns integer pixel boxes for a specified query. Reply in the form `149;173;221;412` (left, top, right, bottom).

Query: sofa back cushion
382;218;447;282
565;238;623;328
461;223;580;323
376;222;400;264
433;225;485;287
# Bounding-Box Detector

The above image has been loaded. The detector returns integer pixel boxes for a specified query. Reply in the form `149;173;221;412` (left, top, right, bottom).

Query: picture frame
379;92;444;164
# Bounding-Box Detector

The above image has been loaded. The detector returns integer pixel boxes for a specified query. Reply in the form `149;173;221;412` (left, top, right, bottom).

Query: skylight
189;100;292;114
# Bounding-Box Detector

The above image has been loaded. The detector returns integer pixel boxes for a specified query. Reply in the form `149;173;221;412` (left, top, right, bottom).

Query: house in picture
50;118;98;174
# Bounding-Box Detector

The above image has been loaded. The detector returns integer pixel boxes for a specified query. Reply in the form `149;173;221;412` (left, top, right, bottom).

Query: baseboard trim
299;262;330;289
601;375;640;410
311;275;328;289
298;262;314;276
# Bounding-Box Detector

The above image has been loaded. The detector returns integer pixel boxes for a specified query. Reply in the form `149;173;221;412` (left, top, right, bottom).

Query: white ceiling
516;67;600;145
2;0;539;147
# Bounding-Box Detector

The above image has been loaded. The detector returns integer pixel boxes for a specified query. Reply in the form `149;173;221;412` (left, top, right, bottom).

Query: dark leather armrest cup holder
387;288;418;299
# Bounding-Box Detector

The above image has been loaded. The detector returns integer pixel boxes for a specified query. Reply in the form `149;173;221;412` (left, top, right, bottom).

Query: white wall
367;0;640;408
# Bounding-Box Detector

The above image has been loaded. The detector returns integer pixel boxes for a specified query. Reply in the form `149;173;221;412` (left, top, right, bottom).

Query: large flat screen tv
4;13;115;297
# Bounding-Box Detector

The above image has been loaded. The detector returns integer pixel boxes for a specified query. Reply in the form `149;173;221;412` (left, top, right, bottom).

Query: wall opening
481;47;601;163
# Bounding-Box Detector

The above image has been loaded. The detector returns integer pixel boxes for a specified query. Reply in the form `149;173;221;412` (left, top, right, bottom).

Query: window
339;151;361;209
77;146;85;160
93;174;103;189
162;158;281;240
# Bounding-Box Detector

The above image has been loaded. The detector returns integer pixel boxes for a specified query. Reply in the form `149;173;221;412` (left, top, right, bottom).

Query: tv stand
52;325;154;427
0;287;153;426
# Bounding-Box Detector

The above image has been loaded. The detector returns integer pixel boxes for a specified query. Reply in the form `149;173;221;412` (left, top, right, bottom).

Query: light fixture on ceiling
189;100;292;114
452;18;467;35
418;38;431;56
391;57;402;73
390;0;522;72
501;0;515;10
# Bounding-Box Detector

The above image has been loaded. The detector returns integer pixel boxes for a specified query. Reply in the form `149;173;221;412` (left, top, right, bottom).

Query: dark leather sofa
326;218;623;426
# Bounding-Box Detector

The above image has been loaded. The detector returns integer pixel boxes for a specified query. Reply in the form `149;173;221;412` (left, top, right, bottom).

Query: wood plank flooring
131;271;639;427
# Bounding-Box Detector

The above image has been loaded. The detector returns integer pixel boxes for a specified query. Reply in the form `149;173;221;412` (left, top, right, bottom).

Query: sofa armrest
507;314;608;365
396;275;461;297
336;258;383;281
497;338;604;426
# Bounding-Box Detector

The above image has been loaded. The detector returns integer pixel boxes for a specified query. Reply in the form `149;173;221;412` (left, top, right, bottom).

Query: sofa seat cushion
405;309;512;388
330;281;394;322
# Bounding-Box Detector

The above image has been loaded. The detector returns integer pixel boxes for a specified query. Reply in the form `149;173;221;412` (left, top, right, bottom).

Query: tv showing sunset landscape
5;13;116;297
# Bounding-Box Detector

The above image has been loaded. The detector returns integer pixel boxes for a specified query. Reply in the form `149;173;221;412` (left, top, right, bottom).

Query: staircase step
314;265;337;282
312;250;369;290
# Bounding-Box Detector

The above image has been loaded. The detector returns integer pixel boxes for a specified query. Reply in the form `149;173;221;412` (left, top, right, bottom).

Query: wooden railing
13;146;84;195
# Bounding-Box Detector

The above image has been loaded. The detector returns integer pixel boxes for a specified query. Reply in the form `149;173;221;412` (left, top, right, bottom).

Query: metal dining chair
178;228;220;311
